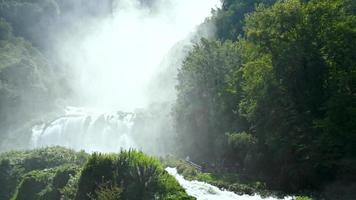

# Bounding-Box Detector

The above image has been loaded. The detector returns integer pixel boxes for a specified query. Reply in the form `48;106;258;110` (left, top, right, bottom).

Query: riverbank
162;158;312;200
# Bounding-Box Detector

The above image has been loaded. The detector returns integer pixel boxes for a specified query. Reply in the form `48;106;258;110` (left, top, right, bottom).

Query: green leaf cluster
76;150;194;200
0;147;195;200
175;0;356;197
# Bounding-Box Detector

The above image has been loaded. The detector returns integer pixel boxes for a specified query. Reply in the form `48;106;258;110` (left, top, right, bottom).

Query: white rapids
31;107;137;152
166;167;294;200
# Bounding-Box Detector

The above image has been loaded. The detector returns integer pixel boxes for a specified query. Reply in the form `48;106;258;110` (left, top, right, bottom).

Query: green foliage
0;147;88;200
115;150;163;199
75;153;116;200
175;0;356;197
225;132;257;169
0;148;194;200
211;0;276;41
76;150;194;200
295;197;312;200
0;0;113;49
175;38;248;161
10;166;79;200
0;0;114;151
0;147;88;171
0;159;16;200
157;173;195;200
48;165;79;199
61;170;81;200
241;0;356;191
93;182;122;200
0;10;70;150
227;132;256;151
163;158;272;197
11;169;55;200
162;157;199;179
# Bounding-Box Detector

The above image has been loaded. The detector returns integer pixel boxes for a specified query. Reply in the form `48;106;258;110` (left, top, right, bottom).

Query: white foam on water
166;167;294;200
31;107;137;153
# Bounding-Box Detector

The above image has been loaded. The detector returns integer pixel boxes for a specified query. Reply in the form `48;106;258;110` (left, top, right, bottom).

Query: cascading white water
33;0;221;153
31;107;137;152
166;168;294;200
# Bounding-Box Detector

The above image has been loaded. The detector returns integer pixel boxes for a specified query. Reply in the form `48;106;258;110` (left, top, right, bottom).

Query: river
166;167;294;200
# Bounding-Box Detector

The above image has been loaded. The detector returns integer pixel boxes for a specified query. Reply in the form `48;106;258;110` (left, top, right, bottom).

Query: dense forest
175;0;356;197
0;0;355;199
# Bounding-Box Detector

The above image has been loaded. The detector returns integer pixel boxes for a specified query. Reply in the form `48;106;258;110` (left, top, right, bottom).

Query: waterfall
31;107;137;152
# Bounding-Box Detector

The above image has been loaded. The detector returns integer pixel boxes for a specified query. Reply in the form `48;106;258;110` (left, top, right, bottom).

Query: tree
175;39;248;162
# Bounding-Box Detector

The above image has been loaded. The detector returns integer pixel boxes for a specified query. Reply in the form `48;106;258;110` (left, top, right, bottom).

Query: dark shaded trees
175;0;356;195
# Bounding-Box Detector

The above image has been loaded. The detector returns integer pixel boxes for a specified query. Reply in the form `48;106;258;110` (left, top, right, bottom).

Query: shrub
93;182;122;200
76;150;194;200
295;197;312;200
1;148;193;200
11;169;55;200
0;159;17;200
0;146;88;172
61;170;81;200
42;165;80;199
0;147;88;199
75;153;116;200
115;150;163;200
157;173;195;200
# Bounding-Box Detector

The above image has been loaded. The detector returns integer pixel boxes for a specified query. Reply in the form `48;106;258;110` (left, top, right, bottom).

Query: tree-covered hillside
175;0;356;197
0;0;113;49
0;18;65;150
0;0;114;151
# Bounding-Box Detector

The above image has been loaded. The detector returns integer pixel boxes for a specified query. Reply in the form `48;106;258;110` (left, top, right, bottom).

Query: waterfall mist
57;0;219;111
31;0;220;154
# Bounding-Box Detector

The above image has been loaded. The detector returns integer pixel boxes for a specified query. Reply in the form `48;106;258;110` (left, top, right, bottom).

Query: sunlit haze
59;0;220;111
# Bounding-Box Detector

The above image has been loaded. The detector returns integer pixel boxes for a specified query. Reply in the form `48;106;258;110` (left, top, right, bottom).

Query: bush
44;165;79;199
157;173;195;200
1;148;193;200
0;159;17;200
11;169;55;200
75;153;116;200
76;150;194;200
115;150;163;199
93;182;122;200
0;146;88;172
295;197;312;200
163;158;198;179
61;170;81;200
0;147;88;200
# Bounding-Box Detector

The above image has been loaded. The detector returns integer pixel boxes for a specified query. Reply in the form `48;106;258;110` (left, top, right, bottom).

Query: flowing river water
166;167;293;200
